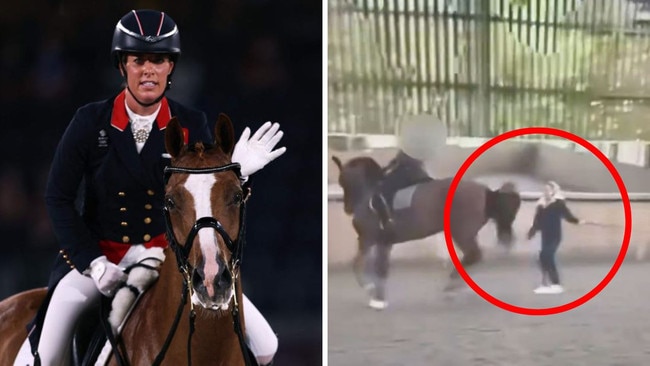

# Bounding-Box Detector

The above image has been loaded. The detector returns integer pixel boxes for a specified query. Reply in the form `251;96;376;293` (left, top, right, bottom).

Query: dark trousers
539;237;561;285
379;170;407;200
373;169;409;220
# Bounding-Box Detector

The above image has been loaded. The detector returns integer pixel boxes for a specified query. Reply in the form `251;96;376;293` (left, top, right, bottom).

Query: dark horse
332;155;521;309
0;114;253;365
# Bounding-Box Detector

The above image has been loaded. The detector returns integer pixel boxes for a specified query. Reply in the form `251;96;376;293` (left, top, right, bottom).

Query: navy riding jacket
380;150;430;192
28;90;213;349
529;199;580;243
45;90;212;276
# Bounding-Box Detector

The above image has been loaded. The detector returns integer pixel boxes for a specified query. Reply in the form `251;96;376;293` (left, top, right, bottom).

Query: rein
105;162;252;365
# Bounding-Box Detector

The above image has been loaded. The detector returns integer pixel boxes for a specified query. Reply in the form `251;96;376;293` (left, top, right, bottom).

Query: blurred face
120;53;174;107
544;184;554;199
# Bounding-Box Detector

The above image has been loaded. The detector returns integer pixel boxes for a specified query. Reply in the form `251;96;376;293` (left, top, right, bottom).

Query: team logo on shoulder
98;129;109;147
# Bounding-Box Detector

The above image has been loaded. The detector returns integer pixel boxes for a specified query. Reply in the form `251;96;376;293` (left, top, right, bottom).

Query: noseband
106;162;252;366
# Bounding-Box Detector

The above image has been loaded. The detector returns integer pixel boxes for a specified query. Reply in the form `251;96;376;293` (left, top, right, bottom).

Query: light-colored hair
537;180;565;206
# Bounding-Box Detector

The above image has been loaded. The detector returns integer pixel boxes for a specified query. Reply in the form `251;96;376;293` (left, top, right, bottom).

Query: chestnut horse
0;114;253;365
331;155;522;309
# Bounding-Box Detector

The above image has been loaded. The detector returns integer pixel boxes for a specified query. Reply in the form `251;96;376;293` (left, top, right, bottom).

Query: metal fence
328;0;650;140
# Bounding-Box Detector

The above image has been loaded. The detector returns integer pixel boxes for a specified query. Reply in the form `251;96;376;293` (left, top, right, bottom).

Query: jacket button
143;234;151;242
144;217;152;224
147;190;155;196
120;207;127;212
144;204;152;210
121;222;128;227
118;192;126;197
122;236;130;243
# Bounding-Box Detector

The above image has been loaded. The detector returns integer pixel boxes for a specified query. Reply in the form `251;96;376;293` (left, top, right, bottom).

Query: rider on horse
13;9;282;366
372;114;447;233
372;149;430;229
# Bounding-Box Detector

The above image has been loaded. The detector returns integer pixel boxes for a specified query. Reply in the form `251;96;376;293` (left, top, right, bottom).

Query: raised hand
232;121;287;178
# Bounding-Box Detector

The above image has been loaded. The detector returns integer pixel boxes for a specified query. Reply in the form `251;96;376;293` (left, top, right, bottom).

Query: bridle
104;162;253;366
162;163;247;289
160;162;251;365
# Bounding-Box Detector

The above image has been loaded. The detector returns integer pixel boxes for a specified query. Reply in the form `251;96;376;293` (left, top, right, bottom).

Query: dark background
0;1;322;364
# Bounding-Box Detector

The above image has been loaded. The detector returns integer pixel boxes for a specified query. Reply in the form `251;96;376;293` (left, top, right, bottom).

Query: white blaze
185;173;219;297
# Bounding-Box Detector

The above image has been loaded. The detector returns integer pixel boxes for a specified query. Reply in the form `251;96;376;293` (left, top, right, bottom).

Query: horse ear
332;156;343;172
165;117;184;158
215;113;235;156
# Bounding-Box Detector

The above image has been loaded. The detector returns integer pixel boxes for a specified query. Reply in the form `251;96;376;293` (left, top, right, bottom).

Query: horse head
332;155;383;214
164;114;245;312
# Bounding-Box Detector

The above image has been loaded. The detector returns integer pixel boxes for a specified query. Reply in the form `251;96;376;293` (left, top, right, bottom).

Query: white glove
231;121;287;178
87;256;127;297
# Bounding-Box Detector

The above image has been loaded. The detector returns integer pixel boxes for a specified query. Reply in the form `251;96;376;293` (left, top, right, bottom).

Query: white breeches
14;245;277;365
13;267;99;366
243;294;279;363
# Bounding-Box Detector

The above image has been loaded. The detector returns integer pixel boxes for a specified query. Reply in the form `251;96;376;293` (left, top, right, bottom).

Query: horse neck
346;174;379;206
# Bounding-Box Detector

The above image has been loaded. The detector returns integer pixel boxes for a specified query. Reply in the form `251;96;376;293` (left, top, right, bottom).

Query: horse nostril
192;270;205;291
215;258;232;291
216;266;232;291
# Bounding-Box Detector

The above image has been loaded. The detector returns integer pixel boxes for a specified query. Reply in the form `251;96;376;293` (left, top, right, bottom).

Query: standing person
527;181;588;294
13;9;282;366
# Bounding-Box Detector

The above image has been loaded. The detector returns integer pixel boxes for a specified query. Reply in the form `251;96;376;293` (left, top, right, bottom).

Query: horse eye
233;192;243;205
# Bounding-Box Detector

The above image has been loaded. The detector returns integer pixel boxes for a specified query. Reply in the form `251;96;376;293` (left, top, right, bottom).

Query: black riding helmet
111;9;181;107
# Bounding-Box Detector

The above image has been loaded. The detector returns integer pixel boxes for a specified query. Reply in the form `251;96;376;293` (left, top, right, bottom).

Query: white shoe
534;284;564;294
533;285;550;294
368;298;387;310
547;284;564;294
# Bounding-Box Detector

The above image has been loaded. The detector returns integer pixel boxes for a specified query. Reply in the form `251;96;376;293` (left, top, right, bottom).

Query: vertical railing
328;0;650;140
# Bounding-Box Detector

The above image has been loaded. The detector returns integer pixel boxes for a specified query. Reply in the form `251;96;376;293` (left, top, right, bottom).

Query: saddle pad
392;184;419;210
